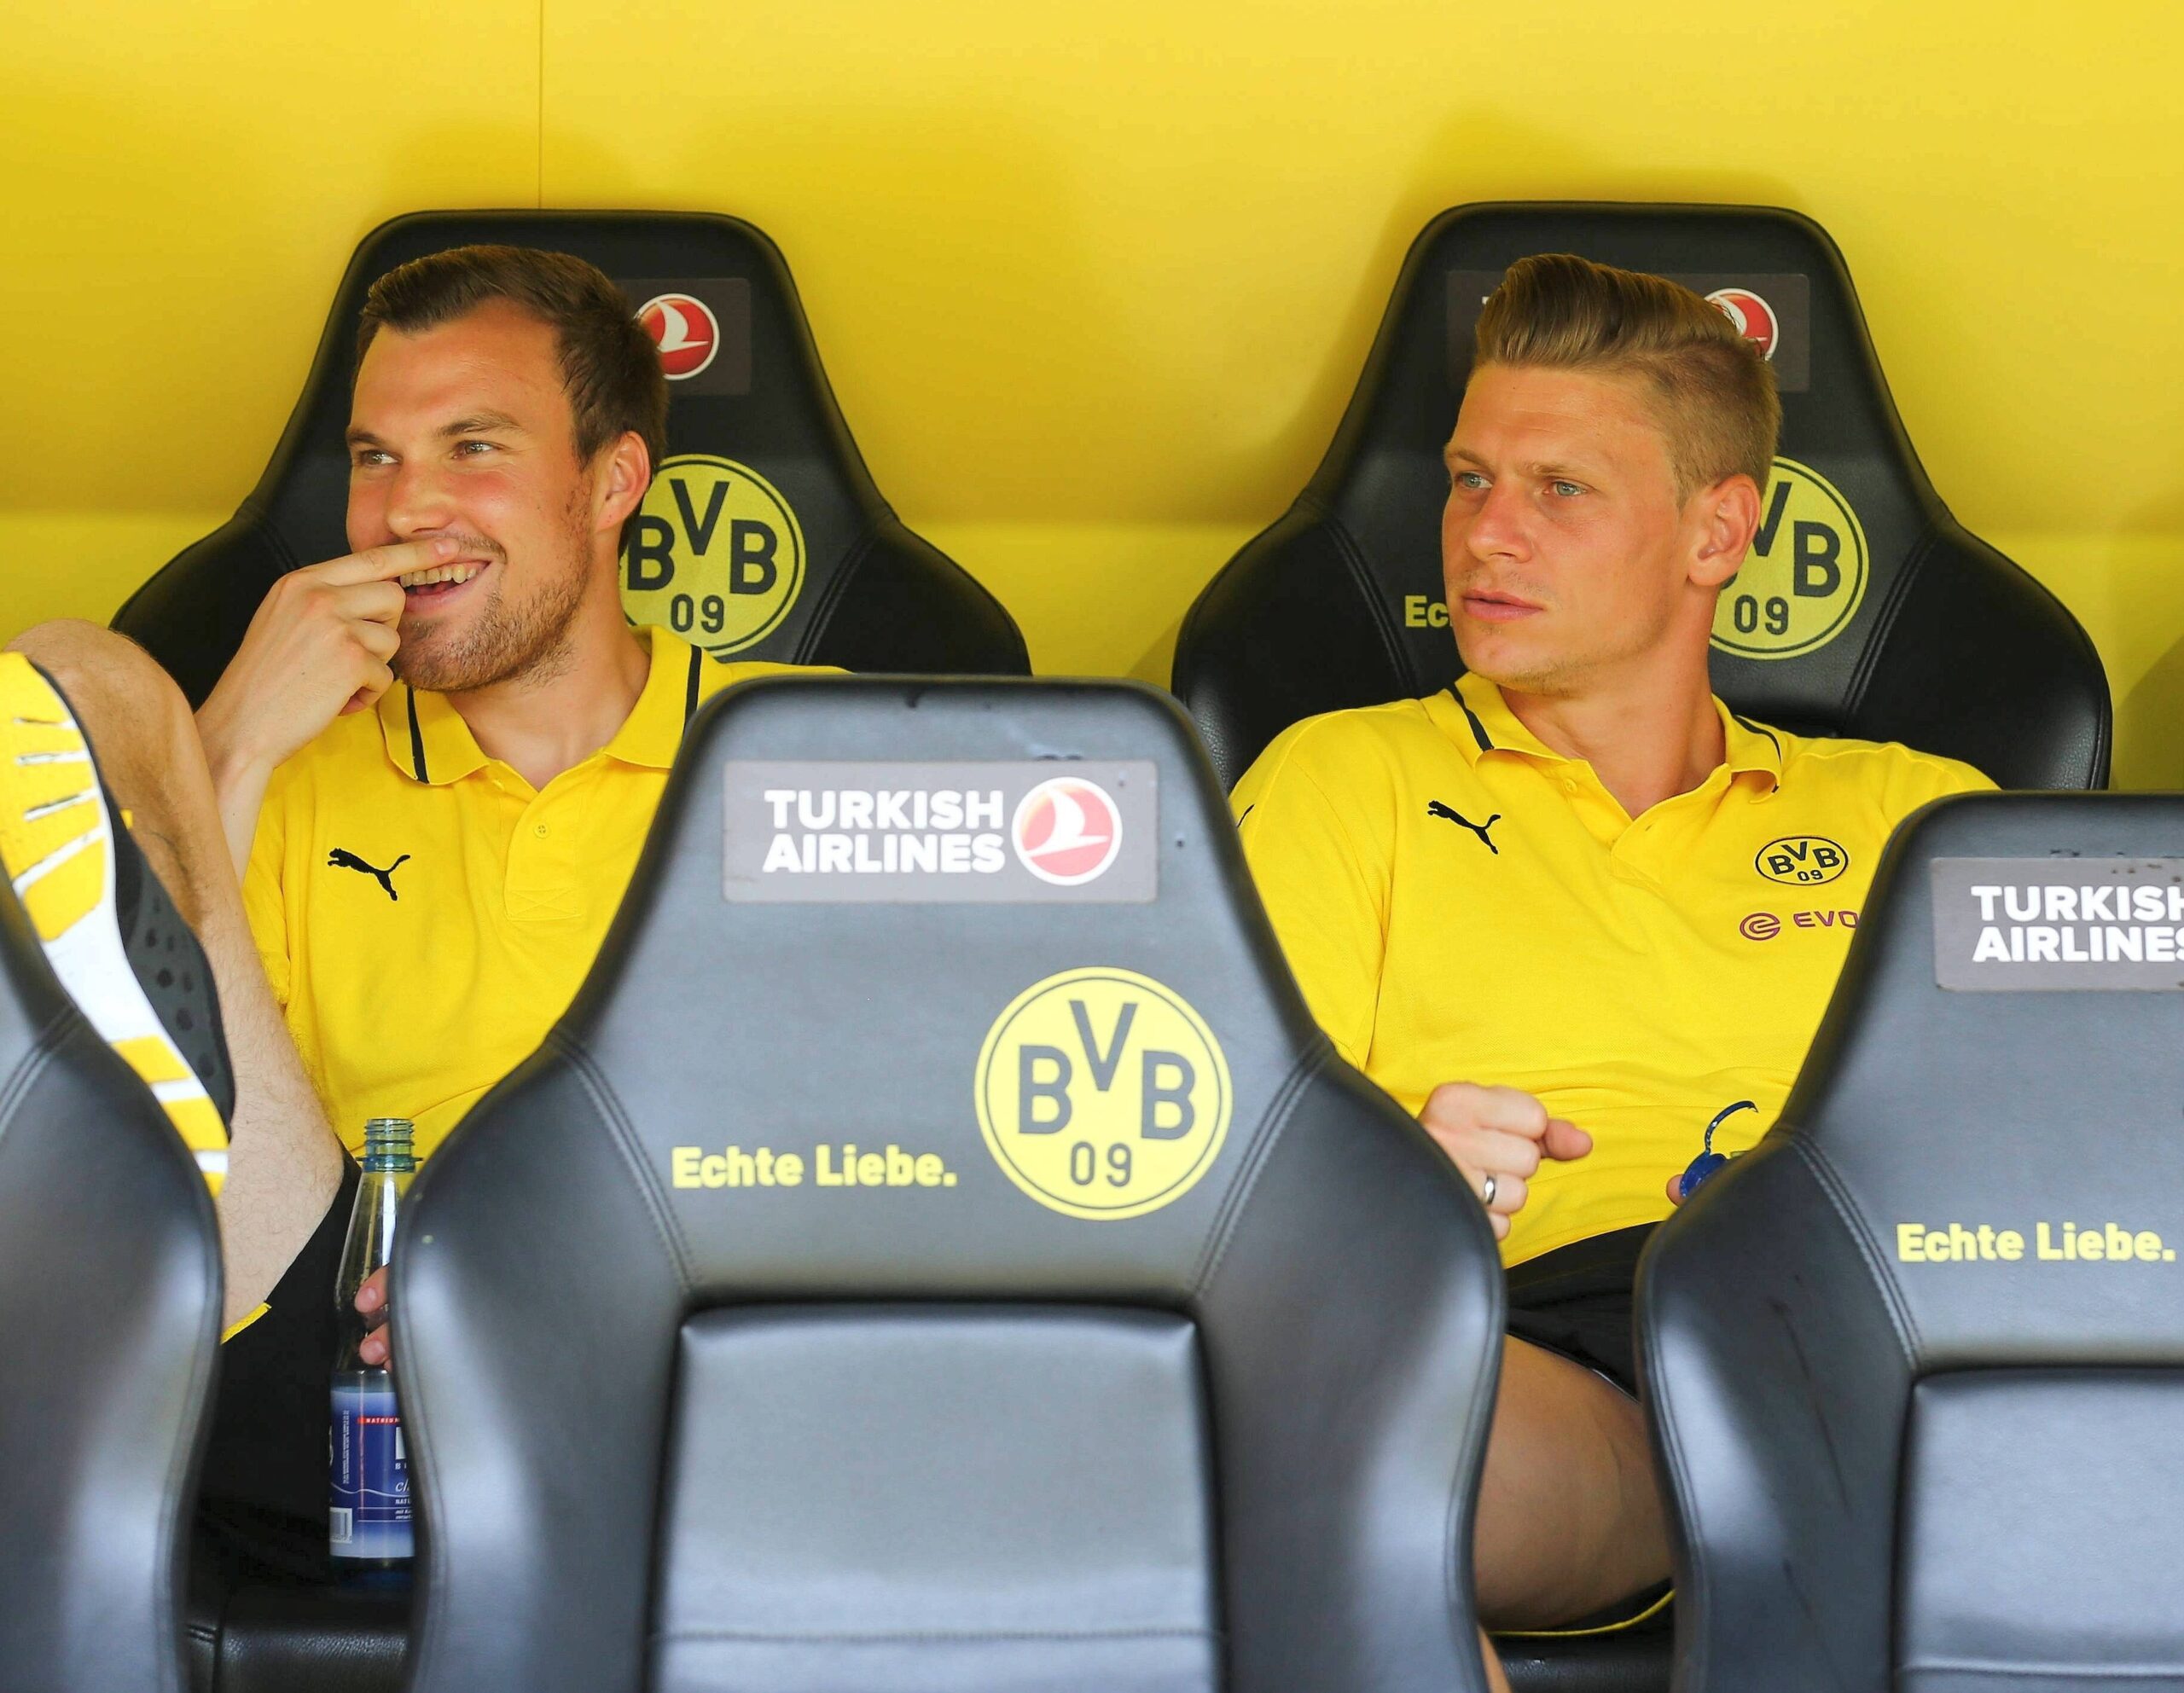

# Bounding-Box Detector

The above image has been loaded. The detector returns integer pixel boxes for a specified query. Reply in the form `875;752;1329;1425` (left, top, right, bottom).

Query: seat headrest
497;675;1333;1300
114;211;1028;701
1175;202;2108;791
1780;791;2184;1362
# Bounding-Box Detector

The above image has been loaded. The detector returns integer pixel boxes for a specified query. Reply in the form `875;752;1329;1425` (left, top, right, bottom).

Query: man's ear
1688;473;1762;589
593;431;652;537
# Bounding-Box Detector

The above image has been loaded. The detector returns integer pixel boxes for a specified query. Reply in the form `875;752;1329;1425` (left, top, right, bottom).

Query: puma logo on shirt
328;849;410;901
1426;801;1501;855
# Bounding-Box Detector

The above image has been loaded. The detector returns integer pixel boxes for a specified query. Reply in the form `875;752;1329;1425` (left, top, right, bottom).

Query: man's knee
6;620;190;735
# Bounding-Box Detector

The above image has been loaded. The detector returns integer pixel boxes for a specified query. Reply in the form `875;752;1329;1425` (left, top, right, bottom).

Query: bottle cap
362;1117;415;1157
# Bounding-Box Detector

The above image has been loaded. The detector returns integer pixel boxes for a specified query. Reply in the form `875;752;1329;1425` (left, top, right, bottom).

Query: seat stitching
793;528;878;666
656;1624;1219;1644
1187;1040;1327;1299
1635;1323;1711;1689
157;1153;223;1693
406;1035;693;1688
1787;1132;1921;1360
237;505;299;566
5;1012;223;1691
1316;515;1421;695
556;1034;696;1300
1843;523;2111;786
1902;1664;2184;1682
1838;525;1937;733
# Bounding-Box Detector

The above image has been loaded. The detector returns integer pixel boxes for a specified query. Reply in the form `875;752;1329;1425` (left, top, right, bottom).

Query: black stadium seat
1641;791;2184;1688
0;884;222;1692
113;211;1029;702
1173;202;2110;791
391;675;1507;1692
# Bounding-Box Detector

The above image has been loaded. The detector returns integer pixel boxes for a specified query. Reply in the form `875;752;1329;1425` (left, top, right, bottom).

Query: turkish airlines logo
637;293;721;380
1012;778;1123;886
1706;288;1780;361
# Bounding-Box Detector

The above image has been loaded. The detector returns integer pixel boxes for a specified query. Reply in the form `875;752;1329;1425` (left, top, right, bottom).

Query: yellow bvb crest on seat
620;454;806;656
974;967;1232;1221
1711;457;1869;661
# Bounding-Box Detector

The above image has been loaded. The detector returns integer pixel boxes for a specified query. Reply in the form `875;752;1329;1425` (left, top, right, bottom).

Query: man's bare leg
1473;1337;1670;1629
7;621;342;1328
1480;1627;1512;1693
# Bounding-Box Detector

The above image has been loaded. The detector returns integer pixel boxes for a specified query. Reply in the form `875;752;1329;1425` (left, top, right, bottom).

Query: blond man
1234;254;1990;1632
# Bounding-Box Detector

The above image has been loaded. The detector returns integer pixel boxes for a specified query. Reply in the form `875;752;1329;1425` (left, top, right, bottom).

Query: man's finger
1666;1172;1688;1207
334;579;410;628
338;664;396;717
1423;1081;1551;1141
1542;1118;1593;1162
1421;1122;1543;1181
1480;1169;1529;1215
352;617;402;662
314;536;462;588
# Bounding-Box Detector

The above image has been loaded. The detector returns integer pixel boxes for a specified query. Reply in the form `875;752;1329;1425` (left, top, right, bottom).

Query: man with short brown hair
2;244;822;1580
1234;253;1989;1634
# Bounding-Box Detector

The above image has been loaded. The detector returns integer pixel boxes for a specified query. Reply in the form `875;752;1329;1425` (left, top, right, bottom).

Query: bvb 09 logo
1711;457;1868;662
621;454;806;656
975;968;1232;1221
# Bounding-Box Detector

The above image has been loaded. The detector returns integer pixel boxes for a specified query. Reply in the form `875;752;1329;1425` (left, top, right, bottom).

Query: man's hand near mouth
197;536;458;873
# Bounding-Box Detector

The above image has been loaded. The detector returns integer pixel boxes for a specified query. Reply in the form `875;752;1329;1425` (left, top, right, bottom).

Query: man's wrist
195;699;276;796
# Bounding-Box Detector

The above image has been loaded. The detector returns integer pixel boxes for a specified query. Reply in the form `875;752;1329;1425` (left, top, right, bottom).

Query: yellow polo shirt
1234;673;1990;1266
244;628;817;1162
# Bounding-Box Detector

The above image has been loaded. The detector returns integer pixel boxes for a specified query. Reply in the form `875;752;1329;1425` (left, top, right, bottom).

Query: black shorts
1503;1222;1657;1399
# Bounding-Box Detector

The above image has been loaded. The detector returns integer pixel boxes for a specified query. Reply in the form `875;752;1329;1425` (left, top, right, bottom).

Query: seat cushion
1499;1633;1672;1693
209;1577;410;1693
1898;1371;2184;1692
652;1305;1220;1693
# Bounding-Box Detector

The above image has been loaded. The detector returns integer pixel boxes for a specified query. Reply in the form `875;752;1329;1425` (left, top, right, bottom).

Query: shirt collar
600;628;705;771
375;627;704;786
1716;699;1785;791
1444;671;1783;791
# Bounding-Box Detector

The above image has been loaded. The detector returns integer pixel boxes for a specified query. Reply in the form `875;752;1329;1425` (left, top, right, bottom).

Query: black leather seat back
1174;204;2109;791
395;677;1503;1693
0;887;221;1692
1640;792;2184;1690
114;211;1028;703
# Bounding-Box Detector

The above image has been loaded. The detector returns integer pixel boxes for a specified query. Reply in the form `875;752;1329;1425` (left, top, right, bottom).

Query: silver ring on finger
1480;1173;1498;1209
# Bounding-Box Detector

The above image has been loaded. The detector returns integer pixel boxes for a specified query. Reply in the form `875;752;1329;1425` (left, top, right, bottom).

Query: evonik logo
1740;908;1858;942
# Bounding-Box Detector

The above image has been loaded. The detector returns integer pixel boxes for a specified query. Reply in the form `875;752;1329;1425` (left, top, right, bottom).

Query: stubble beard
393;507;595;696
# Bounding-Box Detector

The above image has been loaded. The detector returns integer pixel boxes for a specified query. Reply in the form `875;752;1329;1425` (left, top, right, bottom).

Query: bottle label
330;1378;412;1560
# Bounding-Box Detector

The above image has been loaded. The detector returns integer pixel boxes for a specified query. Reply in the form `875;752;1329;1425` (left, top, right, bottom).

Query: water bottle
331;1117;416;1566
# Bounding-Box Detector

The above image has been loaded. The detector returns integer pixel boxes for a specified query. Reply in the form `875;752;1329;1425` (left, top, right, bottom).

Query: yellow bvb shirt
1233;673;1990;1267
244;628;819;1162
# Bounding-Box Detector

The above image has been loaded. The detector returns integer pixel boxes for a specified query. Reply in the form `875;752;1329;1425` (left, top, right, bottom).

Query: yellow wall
5;1;2181;781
